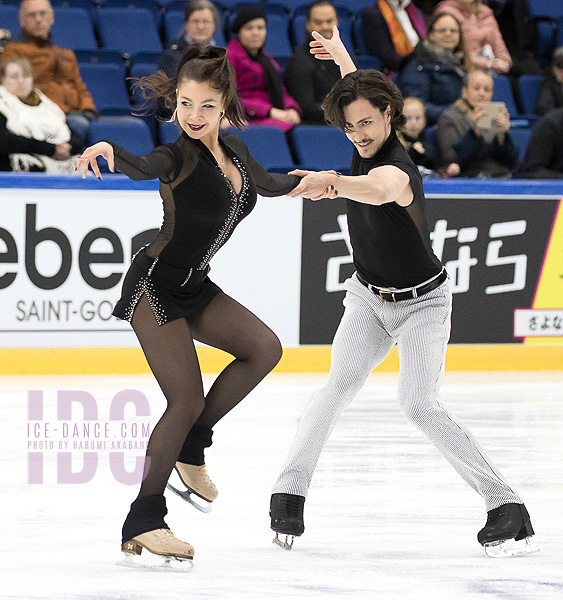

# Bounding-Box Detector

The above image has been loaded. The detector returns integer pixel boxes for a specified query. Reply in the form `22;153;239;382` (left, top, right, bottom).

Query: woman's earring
168;107;178;123
220;110;225;119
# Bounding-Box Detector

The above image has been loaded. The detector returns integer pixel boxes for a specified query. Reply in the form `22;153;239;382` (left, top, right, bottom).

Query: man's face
306;5;338;40
20;0;54;40
343;97;391;159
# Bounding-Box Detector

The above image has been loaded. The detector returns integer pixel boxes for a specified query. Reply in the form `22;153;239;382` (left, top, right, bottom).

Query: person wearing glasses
399;12;472;126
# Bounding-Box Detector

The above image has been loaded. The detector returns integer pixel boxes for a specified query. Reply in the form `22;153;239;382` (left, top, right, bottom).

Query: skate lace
200;466;217;490
282;495;303;517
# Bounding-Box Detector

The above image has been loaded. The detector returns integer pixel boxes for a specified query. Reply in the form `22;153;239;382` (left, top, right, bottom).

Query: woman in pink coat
434;0;511;73
226;6;301;131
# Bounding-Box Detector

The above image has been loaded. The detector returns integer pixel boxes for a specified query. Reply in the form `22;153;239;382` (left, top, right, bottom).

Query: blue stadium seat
98;0;162;28
509;128;532;162
491;74;531;126
525;0;563;65
98;8;163;57
160;121;182;145
51;8;97;51
225;125;295;171
79;62;131;114
291;5;353;54
353;8;367;55
293;125;352;171
89;117;155;168
518;74;543;115
0;5;19;38
74;49;125;67
164;9;226;46
51;0;96;18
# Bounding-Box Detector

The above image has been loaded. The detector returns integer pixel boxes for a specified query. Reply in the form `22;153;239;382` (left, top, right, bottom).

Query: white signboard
0;188;302;347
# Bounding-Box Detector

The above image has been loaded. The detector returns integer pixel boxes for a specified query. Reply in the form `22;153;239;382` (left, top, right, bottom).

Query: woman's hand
494;107;511;134
269;108;301;125
76;141;114;180
412;141;425;154
309;26;356;76
471;104;485;137
287;169;339;200
491;58;509;73
444;163;460;177
54;142;71;161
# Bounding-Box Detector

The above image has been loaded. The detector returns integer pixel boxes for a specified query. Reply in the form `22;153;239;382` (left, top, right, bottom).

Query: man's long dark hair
322;69;406;131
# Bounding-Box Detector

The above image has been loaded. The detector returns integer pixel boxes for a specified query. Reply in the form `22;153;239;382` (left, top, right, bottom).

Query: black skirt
113;248;222;326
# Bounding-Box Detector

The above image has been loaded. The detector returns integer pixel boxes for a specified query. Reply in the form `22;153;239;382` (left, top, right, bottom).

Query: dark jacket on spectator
158;37;191;78
399;40;465;125
535;73;563;116
517;107;563;179
362;3;423;72
284;37;341;124
400;130;439;170
438;99;518;177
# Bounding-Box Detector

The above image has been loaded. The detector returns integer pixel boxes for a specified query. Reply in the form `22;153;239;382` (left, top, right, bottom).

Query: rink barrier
0;345;561;374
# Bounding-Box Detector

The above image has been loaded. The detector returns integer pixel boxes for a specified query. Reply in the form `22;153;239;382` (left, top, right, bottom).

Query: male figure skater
269;27;536;558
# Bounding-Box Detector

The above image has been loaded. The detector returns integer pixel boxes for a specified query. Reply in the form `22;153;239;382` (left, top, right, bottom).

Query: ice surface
1;372;562;600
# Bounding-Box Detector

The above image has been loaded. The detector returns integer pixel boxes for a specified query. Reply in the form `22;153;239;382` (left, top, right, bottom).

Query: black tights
131;292;282;500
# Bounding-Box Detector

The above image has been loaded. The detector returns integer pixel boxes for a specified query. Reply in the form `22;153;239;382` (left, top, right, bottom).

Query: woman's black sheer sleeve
105;140;178;182
224;135;301;197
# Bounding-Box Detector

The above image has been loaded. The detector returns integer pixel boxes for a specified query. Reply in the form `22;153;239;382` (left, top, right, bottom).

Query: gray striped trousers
273;274;522;511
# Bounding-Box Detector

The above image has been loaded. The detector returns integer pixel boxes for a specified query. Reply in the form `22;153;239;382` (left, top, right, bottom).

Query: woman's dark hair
183;0;220;28
427;11;472;70
132;44;246;128
322;69;406;131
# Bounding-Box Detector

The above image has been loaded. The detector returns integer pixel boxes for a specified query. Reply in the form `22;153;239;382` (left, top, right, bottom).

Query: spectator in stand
397;96;439;172
0;0;97;141
284;0;341;125
399;12;471;125
437;70;518;178
362;0;427;74
158;0;221;78
517;108;563;179
536;47;563;117
433;0;511;74
226;6;301;132
0;57;82;172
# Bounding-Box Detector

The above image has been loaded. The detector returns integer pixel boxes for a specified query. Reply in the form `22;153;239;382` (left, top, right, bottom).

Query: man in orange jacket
0;0;98;139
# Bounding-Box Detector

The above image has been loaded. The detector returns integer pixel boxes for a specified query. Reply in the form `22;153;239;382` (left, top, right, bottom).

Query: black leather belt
356;269;447;302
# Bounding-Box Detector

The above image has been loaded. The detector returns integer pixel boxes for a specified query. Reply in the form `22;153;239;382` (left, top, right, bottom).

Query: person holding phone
436;70;518;178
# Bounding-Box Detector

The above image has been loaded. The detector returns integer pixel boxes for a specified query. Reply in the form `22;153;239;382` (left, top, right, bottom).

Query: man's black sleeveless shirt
347;129;442;288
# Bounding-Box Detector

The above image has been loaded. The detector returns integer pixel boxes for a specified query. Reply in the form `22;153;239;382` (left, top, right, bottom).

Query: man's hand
54;142;71;161
287;169;339;200
309;26;356;76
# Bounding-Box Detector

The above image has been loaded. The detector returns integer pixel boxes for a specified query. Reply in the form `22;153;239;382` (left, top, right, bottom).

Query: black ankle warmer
121;493;169;544
178;424;213;466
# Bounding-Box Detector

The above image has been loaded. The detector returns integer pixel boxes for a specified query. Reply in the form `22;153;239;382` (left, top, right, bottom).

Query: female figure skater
77;45;303;567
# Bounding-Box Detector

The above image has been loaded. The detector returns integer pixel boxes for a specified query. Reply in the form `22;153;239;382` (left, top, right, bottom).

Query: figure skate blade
166;482;212;513
116;550;194;572
484;536;540;558
272;532;295;551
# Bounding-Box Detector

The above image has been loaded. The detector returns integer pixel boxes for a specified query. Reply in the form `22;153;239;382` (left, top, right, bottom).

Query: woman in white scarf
0;57;81;173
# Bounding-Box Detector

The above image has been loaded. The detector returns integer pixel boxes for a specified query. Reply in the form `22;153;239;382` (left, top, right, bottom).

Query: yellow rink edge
0;345;561;375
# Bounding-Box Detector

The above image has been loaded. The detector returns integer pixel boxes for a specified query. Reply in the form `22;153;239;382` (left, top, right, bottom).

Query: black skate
270;493;305;551
478;503;539;558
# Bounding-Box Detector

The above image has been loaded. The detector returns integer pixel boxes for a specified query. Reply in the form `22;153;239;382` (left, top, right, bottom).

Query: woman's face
1;62;33;98
237;18;267;55
428;15;460;52
185;8;216;44
462;72;494;106
176;78;224;142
